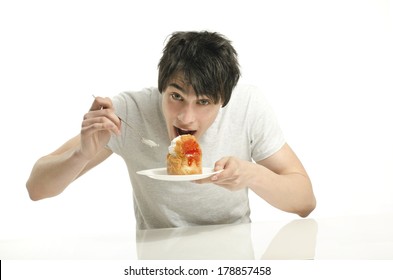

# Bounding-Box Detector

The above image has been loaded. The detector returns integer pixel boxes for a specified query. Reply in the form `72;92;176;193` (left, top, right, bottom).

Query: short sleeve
248;86;286;162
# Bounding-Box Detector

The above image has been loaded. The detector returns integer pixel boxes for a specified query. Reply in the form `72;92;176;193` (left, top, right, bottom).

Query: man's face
162;74;222;141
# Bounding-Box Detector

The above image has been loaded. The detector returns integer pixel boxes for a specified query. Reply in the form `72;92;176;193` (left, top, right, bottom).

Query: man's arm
26;96;120;201
197;143;316;217
26;136;112;200
252;143;315;217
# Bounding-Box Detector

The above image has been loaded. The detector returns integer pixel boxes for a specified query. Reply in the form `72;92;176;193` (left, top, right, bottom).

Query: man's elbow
26;181;40;201
26;181;51;201
297;198;317;218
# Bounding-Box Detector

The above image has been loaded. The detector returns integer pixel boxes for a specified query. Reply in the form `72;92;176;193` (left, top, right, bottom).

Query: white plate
136;167;223;181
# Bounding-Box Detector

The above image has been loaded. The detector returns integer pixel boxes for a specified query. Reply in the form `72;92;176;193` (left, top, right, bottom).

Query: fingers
81;116;120;136
194;157;246;191
193;159;225;184
83;110;121;131
194;157;231;184
213;157;238;179
90;96;112;111
78;96;121;160
85;96;121;133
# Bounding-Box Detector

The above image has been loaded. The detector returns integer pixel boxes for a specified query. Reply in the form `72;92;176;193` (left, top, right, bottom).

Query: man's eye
197;99;211;106
170;93;183;101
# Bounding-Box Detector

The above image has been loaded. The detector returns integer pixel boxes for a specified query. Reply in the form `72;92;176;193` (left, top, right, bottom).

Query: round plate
136;167;223;181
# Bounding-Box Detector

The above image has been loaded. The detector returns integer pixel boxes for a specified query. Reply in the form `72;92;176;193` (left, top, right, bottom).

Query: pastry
167;134;202;175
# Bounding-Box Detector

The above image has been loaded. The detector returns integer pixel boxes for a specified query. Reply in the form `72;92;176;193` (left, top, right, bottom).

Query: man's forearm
249;164;316;217
26;148;89;201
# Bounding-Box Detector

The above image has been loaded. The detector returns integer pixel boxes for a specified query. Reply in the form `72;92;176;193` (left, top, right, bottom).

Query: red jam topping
182;138;201;166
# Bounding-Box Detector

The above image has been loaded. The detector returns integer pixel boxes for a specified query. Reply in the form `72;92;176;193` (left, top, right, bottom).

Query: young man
26;31;316;229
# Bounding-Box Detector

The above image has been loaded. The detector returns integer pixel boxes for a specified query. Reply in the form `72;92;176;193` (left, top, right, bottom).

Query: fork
92;95;159;148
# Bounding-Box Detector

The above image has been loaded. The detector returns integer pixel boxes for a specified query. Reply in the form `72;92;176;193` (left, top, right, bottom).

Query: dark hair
158;31;240;107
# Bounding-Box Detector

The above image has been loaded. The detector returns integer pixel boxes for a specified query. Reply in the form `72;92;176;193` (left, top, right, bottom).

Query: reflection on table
136;219;318;260
1;214;393;259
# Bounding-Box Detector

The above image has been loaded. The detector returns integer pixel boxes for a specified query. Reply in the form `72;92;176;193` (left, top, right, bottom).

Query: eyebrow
168;82;186;93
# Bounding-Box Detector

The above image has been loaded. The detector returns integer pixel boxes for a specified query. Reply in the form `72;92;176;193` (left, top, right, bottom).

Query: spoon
92;95;159;148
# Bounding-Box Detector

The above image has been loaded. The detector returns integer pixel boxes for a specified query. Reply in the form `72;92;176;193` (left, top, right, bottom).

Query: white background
0;0;392;239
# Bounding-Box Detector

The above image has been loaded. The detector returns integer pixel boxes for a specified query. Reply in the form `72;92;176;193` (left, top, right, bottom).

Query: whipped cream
168;135;181;155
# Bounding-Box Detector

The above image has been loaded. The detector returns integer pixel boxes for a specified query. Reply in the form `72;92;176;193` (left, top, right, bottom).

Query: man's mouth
175;126;197;136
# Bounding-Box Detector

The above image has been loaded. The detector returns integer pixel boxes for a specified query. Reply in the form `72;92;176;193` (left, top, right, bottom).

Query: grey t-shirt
107;84;285;229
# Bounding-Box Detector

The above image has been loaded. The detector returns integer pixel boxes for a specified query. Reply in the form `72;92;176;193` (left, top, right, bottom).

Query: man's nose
177;105;196;124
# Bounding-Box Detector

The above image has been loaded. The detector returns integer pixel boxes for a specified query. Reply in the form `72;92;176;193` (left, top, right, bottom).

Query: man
27;31;316;229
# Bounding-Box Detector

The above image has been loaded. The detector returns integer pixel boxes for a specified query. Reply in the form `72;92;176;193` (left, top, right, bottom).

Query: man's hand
79;96;121;160
194;156;253;191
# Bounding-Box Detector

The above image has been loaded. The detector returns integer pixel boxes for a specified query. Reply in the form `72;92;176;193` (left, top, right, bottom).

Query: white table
1;214;392;259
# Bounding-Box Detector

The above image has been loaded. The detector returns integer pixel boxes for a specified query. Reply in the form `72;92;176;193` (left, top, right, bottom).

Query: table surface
1;213;393;260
